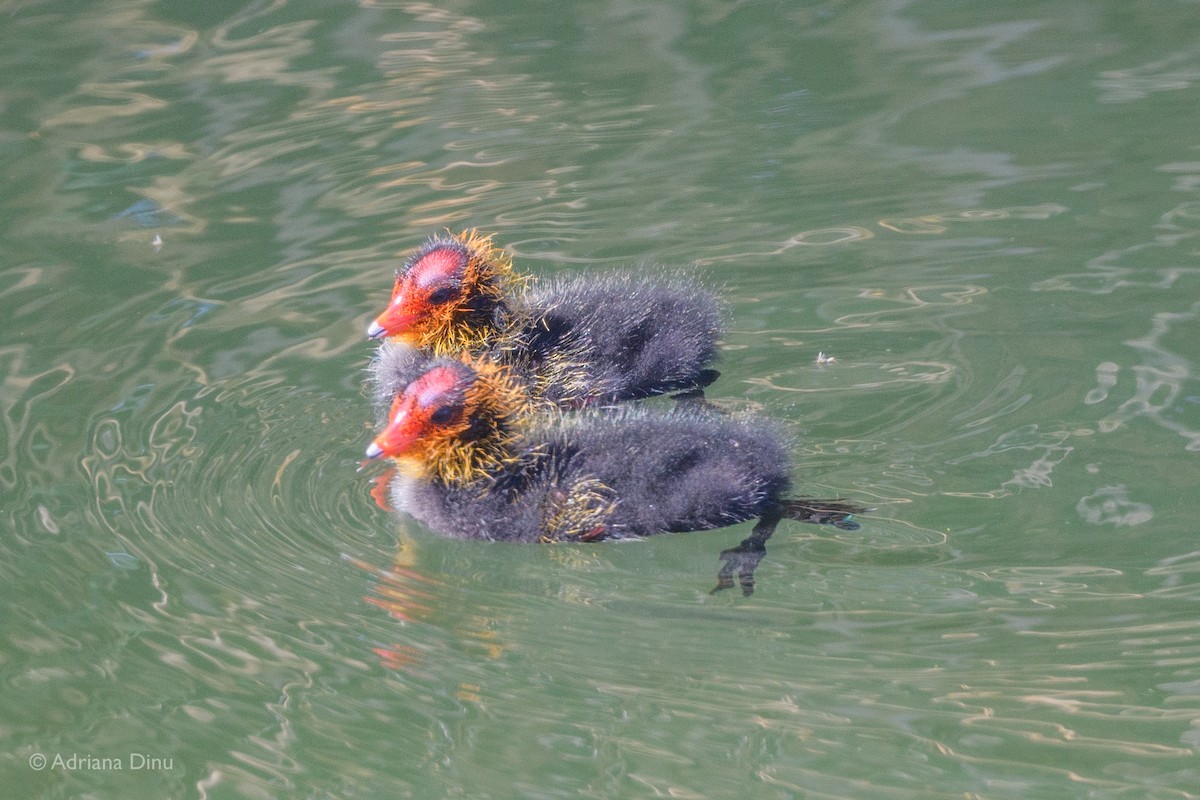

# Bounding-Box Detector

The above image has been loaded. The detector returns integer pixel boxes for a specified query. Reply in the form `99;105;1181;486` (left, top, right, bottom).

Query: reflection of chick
365;356;867;594
366;230;722;406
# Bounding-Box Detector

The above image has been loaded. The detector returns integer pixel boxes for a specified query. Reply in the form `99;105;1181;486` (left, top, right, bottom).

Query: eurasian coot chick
365;230;723;407
364;356;866;594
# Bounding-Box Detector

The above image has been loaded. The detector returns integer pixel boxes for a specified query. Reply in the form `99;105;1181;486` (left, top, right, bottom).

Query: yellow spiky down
487;307;601;408
417;356;542;485
533;344;605;408
417;229;531;356
538;475;618;542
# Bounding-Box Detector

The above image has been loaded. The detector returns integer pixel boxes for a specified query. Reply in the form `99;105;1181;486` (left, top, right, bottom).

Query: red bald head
365;362;473;459
367;238;473;340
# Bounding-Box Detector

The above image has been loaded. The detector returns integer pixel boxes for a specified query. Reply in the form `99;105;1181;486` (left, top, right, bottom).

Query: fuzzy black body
388;407;792;542
507;271;724;405
370;271;724;411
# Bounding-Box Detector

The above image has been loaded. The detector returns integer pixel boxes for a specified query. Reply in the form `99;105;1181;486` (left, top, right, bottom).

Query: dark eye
427;286;459;305
429;404;461;425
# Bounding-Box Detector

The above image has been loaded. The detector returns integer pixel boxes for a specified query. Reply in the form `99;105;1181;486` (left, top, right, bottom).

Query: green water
3;1;1200;797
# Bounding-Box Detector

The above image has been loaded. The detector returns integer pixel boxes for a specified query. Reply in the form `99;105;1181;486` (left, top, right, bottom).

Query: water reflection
1076;485;1153;527
1036;198;1200;454
1096;49;1200;104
